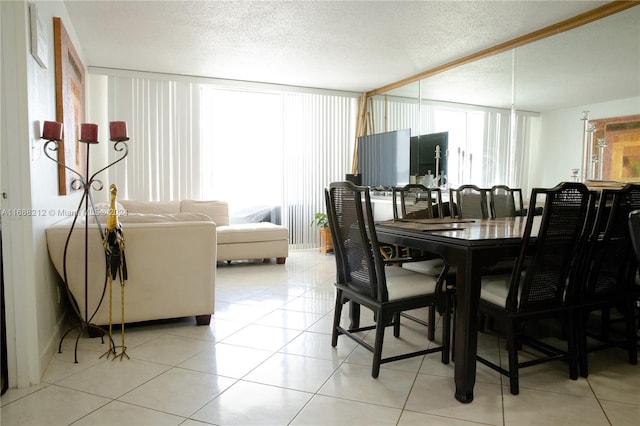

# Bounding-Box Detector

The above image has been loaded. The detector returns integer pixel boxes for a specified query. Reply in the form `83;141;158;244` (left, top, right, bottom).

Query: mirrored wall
360;4;640;189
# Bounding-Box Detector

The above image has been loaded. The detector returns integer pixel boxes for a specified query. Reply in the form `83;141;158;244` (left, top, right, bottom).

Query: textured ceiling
392;5;640;111
64;0;639;111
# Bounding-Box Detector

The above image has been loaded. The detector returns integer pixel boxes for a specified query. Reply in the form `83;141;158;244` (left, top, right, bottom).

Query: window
200;88;284;223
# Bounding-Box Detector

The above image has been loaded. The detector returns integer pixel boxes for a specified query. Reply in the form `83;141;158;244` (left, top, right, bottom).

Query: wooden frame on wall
53;17;85;195
590;115;640;183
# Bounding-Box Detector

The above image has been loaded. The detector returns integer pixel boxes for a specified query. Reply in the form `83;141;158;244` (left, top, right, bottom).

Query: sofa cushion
119;212;213;223
217;222;288;244
120;200;180;214
181;200;229;226
90;212;212;225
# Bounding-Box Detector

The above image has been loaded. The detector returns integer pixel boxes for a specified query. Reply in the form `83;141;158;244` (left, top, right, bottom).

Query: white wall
1;0;86;388
527;96;640;189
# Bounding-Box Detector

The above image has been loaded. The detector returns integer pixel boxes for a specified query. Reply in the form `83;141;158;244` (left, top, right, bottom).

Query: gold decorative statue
101;184;129;360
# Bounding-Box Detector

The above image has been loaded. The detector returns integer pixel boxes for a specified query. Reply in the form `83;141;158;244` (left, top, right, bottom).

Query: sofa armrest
46;218;217;324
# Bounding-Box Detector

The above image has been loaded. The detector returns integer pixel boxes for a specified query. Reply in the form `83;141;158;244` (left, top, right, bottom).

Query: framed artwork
590;115;640;183
53;17;85;195
29;3;48;68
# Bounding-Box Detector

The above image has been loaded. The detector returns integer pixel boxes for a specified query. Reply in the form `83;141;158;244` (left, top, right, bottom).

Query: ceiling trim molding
88;66;363;98
365;1;639;97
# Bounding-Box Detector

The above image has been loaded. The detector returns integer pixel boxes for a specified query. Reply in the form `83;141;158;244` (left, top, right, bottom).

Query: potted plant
311;212;333;253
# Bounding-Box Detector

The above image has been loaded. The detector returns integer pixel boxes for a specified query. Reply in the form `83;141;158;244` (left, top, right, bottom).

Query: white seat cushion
480;274;511;307
384;266;439;301
480;273;524;307
401;259;445;276
217;222;288;244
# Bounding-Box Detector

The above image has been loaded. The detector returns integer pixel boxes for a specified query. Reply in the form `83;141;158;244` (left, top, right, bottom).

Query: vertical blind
107;74;357;248
108;77;202;201
282;93;357;248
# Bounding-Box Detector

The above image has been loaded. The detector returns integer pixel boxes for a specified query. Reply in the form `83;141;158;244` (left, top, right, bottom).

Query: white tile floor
1;249;639;425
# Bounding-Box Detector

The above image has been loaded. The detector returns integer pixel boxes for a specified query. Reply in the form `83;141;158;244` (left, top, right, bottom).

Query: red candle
109;121;129;141
42;121;63;141
79;123;99;143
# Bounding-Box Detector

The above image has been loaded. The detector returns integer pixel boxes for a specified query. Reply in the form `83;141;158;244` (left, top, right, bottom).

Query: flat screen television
410;131;448;179
357;129;410;188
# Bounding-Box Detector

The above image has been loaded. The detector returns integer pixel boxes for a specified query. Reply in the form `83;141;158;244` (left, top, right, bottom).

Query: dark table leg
453;256;482;403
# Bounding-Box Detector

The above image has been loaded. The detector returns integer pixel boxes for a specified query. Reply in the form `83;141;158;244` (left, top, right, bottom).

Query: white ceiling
64;0;640;112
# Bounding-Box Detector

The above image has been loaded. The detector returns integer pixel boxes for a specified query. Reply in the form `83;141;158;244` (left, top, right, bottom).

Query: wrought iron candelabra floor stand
43;138;128;363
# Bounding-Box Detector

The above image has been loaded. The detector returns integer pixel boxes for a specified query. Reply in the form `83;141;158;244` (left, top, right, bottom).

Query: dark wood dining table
375;216;539;403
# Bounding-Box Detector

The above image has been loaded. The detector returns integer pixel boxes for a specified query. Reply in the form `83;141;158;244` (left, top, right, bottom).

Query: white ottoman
217;222;289;264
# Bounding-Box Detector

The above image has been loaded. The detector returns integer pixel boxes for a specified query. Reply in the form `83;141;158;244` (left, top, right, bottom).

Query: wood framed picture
53;17;85;195
590;115;640;183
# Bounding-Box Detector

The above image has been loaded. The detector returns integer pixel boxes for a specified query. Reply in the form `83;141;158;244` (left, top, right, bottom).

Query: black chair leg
601;307;610;340
372;312;386;378
478;313;486;332
567;312;579;380
578;310;589;378
451;295;457;362
441;296;451;364
331;290;344;347
427;306;435;341
624;301;638;365
506;319;519;395
393;312;401;337
447;289;458;361
349;301;361;329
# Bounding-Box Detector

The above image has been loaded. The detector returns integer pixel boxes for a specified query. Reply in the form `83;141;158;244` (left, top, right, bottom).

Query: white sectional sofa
46;211;217;326
46;199;288;327
120;200;289;264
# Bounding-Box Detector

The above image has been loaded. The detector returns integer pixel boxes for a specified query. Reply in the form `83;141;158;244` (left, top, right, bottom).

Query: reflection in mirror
363;5;639;190
586;115;640;183
515;6;640;183
416;51;513;110
514;7;639;113
368;50;521;189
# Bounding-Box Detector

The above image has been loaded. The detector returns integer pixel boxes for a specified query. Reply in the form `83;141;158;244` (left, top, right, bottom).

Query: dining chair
383;184;438;261
486;185;526;277
574;184;640;378
476;181;592;395
455;185;514;280
628;209;640;337
392;184;444;221
391;184;451;341
489;185;524;218
325;181;451;377
449;184;490;219
391;184;446;270
629;209;640;264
